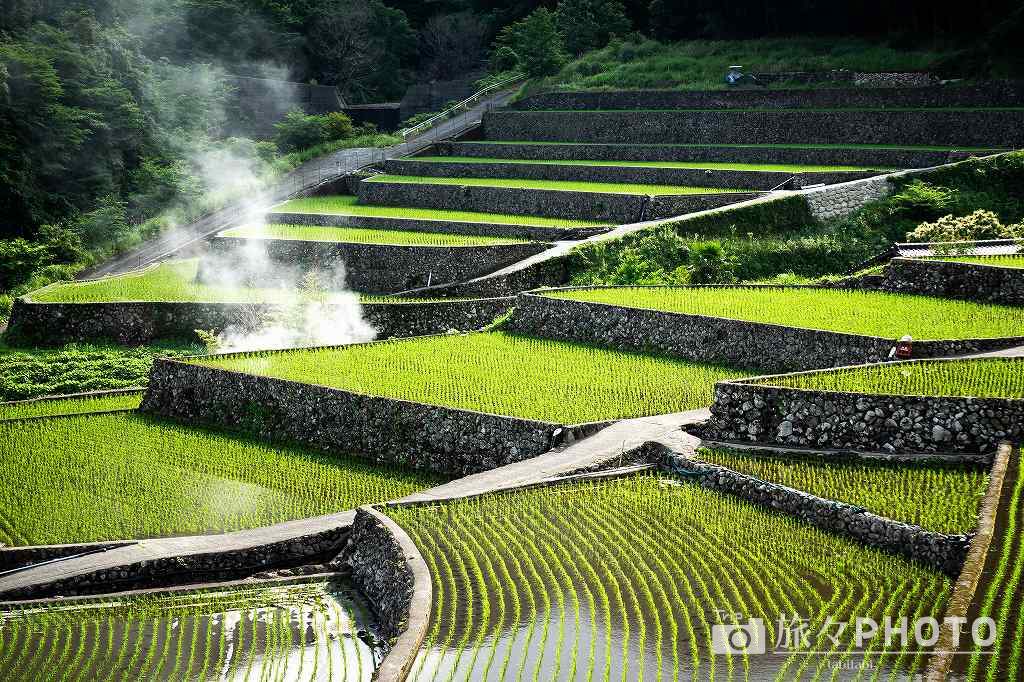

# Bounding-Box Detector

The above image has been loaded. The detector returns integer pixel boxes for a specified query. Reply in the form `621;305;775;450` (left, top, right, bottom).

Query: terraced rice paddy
0;390;142;420
412;155;885;172
29;259;351;304
757;358;1024;399
0;412;444;545
961;447;1024;680
698;448;987;534
470;141;999;151
220;224;531;246
934;254;1024;269
0;580;380;681
365;175;750;195
198;331;752;424
273;196;608;227
387;473;952;681
543;286;1024;339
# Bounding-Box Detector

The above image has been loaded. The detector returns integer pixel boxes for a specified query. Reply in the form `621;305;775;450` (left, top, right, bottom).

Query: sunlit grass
366;174;751;195
412;155;887;172
933;254;1024;269
221;223;531;246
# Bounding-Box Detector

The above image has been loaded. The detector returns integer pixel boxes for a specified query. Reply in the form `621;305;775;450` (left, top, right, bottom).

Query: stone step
482;109;1024;148
356;179;761;223
385;158;879;190
265;211;610;242
436;141;999;169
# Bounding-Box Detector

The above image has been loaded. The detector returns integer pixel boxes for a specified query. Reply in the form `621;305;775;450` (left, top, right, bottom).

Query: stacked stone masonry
140;358;575;475
0;542;135;572
505;290;1024;373
5;297;513;346
703;378;1024;455
804;175;896;220
872;258;1024;306
665;453;969;576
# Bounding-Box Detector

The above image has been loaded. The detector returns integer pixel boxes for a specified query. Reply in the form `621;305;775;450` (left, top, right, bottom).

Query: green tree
556;0;631;55
492;8;567;77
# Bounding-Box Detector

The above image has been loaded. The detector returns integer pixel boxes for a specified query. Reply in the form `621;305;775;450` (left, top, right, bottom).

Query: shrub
323;111;354;141
686;240;736;284
273;109;327;152
0;238;51;290
490;46;520;73
907;209;1024;243
888;180;957;222
492;8;567;77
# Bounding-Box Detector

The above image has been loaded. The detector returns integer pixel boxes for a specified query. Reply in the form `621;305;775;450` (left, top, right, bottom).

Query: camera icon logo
711;619;767;655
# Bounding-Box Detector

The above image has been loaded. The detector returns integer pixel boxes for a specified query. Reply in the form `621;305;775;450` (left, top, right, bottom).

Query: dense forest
1;0;1022;308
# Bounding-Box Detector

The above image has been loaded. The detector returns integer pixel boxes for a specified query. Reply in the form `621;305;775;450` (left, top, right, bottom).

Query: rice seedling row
0;412;445;545
273;196;608;228
220;224;531;246
469;141;997;151
411;155;886;172
386;473;952;680
757;358;1024;400
0;391;143;420
198;331;752;424
697;447;987;534
365;174;751;195
544;286;1024;339
933;255;1024;269
0;581;378;681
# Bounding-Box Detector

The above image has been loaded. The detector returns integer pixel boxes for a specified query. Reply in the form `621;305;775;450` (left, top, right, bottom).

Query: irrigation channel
0;579;383;680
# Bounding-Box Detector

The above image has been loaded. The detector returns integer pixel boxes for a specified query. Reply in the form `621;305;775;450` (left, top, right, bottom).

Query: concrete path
0;407;705;600
83;90;518;278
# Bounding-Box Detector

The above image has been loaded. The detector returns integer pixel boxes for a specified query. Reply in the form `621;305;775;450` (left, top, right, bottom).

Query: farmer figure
889;335;913;360
725;65;745;85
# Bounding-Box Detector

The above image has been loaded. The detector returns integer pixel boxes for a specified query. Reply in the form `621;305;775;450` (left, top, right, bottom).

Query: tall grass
757;358;1024;399
221;223;531;246
198;331;753;423
698;447;987;534
545;286;1024;339
274;195;609;227
367;174;750;195
0;412;444;545
388;473;951;680
0;391;142;420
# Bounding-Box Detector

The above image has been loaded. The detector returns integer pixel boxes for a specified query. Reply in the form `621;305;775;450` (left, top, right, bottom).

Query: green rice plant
0;581;377;681
0;391;142;420
386;473;952;681
933;254;1024;269
0;341;199;401
411;155;887;172
197;331;753;424
471;141;997;151
965;447;1024;681
366;174;752;195
220;223;531;246
757;358;1024;399
544;286;1024;339
697;447;987;534
0;412;444;545
273;195;609;227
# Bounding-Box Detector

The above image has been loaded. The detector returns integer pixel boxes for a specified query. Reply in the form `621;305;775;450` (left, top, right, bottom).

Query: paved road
83;89;518;278
0;408;705;600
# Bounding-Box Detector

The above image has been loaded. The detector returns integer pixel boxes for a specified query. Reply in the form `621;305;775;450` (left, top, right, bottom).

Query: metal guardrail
398;73;525;141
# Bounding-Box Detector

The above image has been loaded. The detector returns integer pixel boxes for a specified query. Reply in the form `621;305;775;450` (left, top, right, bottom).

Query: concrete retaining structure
505;288;1024;373
438;141;994;169
665;451;970;576
266;211;611;242
511;83;1024;111
202;236;550;294
141;356;604;475
358;179;758;223
702;363;1024;455
482;109;1024;147
871;257;1024;306
385;158;878;190
5;296;514;346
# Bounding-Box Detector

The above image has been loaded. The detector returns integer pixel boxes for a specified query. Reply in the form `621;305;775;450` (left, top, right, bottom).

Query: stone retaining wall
357;178;754;223
5;297;513;346
665;452;970;576
384;159;877;190
439;141;990;169
0;525;349;600
265;211;610;242
401;255;571;298
141;357;581;475
505;289;1024;373
872;258;1024;306
512;83;1024;111
482;109;1024;147
803;174;895;220
703;369;1024;454
203;236;549;294
0;542;135;573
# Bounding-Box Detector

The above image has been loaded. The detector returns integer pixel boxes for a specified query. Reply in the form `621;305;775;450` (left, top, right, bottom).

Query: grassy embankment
365;174;751;195
221;224;531;245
